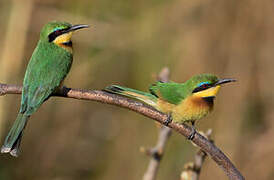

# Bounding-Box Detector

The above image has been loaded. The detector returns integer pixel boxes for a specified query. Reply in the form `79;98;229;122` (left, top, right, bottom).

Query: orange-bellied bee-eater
1;21;89;157
105;74;236;139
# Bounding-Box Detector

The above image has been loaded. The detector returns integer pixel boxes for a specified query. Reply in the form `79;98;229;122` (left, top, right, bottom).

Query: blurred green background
0;0;273;179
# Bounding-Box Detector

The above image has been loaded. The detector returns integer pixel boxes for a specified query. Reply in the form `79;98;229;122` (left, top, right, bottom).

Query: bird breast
171;95;213;123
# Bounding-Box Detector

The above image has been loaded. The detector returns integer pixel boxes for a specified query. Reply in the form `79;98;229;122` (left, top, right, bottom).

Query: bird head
185;74;236;101
39;21;89;49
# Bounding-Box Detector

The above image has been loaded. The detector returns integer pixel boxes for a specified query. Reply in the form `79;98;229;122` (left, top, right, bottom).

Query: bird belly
171;96;213;123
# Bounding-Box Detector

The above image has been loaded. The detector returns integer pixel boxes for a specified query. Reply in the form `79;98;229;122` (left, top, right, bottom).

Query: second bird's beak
67;24;89;32
215;78;236;86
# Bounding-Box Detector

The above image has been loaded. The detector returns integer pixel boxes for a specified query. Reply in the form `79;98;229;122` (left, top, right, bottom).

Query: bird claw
163;113;172;126
187;125;196;140
10;149;19;157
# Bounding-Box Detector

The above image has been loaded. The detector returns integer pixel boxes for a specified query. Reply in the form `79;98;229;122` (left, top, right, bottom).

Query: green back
149;82;186;105
20;40;72;115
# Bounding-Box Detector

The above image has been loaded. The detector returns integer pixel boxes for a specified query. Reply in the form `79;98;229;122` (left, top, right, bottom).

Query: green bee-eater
1;21;89;157
105;74;236;139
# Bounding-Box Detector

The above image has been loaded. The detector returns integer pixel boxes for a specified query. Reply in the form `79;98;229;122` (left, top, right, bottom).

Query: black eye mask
48;27;70;42
192;83;213;93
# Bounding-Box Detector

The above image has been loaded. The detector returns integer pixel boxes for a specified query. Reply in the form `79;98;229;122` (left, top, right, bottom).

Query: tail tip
10;149;19;157
105;85;124;93
1;146;11;153
1;146;19;157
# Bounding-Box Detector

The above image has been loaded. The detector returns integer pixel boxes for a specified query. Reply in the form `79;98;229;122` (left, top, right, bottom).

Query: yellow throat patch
53;32;73;52
192;85;221;98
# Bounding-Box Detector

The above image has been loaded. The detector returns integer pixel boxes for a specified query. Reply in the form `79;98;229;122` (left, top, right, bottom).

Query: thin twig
142;68;172;180
141;126;171;180
181;129;213;180
0;83;244;180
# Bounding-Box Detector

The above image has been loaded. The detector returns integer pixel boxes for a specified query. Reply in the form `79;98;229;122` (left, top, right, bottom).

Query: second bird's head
40;21;89;50
185;74;236;102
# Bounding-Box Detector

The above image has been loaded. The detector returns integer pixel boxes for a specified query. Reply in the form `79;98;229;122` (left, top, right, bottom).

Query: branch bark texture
0;83;244;180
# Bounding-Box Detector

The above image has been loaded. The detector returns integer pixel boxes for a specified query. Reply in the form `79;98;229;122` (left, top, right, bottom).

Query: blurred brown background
0;0;273;179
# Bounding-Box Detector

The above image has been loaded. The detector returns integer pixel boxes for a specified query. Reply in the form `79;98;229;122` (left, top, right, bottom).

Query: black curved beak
67;24;89;32
215;78;236;86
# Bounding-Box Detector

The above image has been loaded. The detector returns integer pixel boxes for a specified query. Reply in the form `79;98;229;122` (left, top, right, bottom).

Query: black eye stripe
54;30;62;35
48;27;70;42
48;32;56;42
192;83;213;93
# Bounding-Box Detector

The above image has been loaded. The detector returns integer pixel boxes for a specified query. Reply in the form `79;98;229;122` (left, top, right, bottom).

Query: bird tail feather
1;113;29;157
104;85;158;107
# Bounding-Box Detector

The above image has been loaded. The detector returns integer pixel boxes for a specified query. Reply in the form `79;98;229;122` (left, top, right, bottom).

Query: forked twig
142;68;172;180
181;129;213;180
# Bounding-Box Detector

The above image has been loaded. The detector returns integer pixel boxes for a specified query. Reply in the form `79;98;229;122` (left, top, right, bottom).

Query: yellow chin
53;32;73;52
53;32;73;45
193;85;221;98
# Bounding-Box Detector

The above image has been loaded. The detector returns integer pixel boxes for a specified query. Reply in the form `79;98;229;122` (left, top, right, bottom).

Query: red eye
54;30;62;35
202;84;208;88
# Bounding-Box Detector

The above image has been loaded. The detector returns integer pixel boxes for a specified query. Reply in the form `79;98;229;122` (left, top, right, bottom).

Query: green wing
149;82;187;105
20;41;72;115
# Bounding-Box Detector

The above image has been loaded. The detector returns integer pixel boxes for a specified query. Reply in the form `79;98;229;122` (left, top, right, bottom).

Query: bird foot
163;113;172;126
187;125;196;140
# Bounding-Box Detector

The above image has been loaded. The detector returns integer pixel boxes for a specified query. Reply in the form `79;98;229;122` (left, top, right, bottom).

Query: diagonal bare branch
0;82;244;180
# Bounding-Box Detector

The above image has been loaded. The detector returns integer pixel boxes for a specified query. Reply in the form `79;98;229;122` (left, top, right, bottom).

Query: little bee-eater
1;21;89;157
105;74;236;139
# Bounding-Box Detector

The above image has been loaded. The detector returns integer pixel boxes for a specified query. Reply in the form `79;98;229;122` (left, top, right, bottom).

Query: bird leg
163;113;173;126
187;121;196;140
